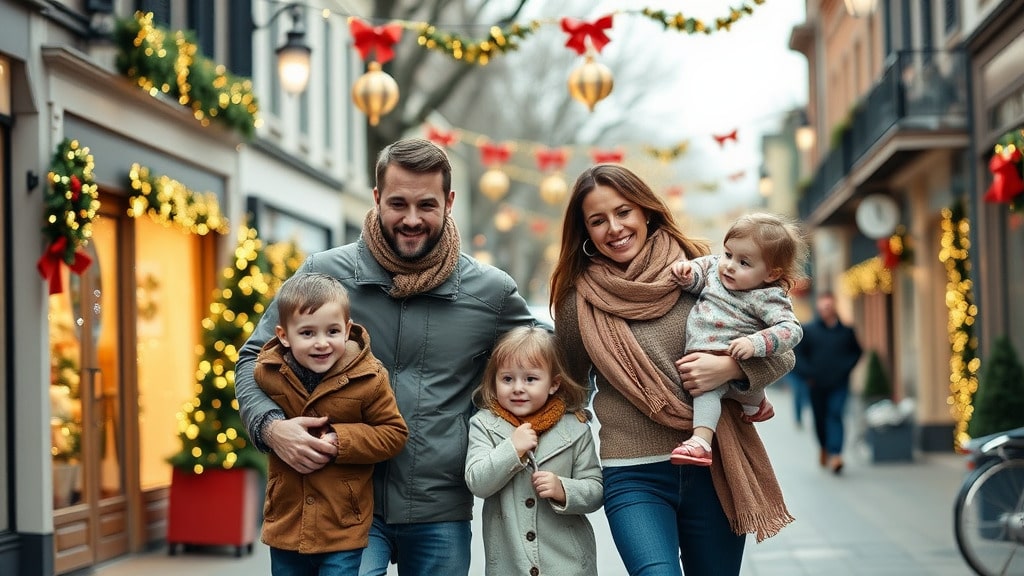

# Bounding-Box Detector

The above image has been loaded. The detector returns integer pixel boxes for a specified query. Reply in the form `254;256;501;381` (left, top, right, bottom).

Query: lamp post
259;2;312;95
844;0;878;17
795;109;816;152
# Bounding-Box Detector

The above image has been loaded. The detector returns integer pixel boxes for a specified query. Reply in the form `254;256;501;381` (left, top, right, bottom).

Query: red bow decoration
590;148;624;164
877;237;900;270
349;18;403;64
480;142;512;167
664;185;685;198
535;147;568;172
561;15;614;55
727;170;746;182
984;147;1024;204
712;129;739;147
36;236;93;295
425;125;458;148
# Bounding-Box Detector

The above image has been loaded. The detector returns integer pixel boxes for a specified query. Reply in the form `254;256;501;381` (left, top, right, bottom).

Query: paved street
94;386;973;575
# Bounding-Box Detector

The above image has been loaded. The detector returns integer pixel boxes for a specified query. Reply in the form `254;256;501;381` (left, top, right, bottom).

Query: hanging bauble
494;205;519;232
352;61;399;126
568;54;613;111
479;168;510;201
539;173;569;205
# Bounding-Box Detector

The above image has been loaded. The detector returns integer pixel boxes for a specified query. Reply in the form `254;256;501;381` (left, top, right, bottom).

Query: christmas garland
939;200;979;451
37;139;101;295
396;2;766;64
127;164;229;235
113;12;259;138
838;228;912;297
983;128;1024;211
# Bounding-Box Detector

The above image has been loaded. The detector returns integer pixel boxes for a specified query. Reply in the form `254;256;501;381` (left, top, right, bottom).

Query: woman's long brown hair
549;164;710;311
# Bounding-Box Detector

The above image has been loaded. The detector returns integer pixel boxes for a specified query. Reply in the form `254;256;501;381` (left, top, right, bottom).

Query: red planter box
166;467;260;557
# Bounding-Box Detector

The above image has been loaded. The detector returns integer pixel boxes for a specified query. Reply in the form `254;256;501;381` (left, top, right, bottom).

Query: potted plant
969;336;1024;438
862;350;913;463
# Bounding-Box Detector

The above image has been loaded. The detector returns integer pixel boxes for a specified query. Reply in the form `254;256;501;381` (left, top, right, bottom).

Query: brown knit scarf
576;228;793;542
490;396;570;434
362;208;461;298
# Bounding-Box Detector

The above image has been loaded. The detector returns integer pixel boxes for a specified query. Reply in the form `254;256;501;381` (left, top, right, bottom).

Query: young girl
669;212;808;466
465;326;603;576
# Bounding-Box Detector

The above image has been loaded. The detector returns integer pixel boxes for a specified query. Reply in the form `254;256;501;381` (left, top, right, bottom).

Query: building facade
0;0;371;574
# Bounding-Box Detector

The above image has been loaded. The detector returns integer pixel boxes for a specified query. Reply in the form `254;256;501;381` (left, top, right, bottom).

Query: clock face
855;194;900;239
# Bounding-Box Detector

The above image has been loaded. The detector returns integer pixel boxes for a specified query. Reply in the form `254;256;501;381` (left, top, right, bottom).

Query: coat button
530;568;539;576
525;498;535;508
526;531;536;541
305;496;314;505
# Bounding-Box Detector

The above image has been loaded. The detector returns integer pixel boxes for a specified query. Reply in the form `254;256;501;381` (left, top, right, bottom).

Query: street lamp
795;110;815;151
260;3;312;95
844;0;878;17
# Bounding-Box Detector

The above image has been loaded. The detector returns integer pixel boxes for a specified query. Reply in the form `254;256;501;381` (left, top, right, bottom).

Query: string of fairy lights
938;201;980;452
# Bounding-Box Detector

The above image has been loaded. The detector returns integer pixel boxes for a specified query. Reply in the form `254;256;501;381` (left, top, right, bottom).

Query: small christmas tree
969;336;1024;438
862;350;893;405
169;226;303;475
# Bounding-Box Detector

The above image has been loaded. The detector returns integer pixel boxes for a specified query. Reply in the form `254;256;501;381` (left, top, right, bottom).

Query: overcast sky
593;0;810;220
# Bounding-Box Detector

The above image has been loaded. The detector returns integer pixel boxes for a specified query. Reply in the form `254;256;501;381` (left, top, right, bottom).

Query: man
234;137;538;576
793;291;862;474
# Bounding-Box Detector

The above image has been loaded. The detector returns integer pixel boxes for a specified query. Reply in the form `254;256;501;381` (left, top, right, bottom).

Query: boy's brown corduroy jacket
254;324;407;553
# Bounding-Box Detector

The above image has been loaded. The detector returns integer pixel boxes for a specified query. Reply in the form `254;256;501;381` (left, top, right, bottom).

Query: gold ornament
568;54;613;111
539;173;568;205
479;168;510;201
352;62;400;126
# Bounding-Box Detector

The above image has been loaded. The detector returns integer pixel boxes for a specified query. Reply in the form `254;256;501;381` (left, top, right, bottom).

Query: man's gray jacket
235;239;537;523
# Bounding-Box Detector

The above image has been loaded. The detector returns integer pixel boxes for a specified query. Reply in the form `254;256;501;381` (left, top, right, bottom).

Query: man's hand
727;338;755;360
265;416;337;474
532;471;566;505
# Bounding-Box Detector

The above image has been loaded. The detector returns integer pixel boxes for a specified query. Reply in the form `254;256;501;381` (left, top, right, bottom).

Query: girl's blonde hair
472;326;588;413
724;213;809;293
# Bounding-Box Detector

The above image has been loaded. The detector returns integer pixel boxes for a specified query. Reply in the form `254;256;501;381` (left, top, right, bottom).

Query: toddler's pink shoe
742;397;775;423
670;438;713;466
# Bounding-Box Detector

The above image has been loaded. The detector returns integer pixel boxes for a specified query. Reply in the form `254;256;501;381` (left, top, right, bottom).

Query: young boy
254;272;408;575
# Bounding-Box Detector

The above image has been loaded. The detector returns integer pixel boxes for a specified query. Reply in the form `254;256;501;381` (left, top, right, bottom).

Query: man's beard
380;214;445;261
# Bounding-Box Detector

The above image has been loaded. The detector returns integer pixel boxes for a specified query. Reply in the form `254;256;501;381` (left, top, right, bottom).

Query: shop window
135;217;205;490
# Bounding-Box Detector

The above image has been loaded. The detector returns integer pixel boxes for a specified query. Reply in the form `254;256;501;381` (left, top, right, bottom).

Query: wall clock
855;194;900;239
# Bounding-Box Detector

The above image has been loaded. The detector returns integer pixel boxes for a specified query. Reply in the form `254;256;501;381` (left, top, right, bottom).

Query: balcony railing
798;50;968;221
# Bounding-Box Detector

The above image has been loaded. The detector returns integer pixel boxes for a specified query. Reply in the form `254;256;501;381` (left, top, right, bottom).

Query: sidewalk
93;386;971;575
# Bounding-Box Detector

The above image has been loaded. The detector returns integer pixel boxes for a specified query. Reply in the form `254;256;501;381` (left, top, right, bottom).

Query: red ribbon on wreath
560;15;613;55
877;237;900;270
984;147;1024;204
37;236;93;295
349;18;403;64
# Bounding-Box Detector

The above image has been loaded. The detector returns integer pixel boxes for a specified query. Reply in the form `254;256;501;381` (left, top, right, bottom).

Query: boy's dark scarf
362;208;461;298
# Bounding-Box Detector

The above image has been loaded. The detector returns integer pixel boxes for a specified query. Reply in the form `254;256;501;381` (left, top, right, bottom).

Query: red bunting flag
560;15;614;55
984;147;1024;204
479;142;512;166
590;148;625;164
348;18;403;64
712;129;739;147
425;125;458;148
534;147;568;172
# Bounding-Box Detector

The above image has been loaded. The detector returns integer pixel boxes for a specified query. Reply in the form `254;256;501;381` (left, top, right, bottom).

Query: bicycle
953;426;1024;576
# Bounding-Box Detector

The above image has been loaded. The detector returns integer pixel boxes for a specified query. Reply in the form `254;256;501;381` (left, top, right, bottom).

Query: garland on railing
939;200;980;452
113;12;259;138
127;164;229;235
37;139;101;295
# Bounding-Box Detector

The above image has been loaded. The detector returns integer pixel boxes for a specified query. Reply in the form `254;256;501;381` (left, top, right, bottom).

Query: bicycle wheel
954;458;1024;575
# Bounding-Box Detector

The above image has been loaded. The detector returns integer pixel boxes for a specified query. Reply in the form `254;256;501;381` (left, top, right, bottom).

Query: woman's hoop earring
582;238;597;257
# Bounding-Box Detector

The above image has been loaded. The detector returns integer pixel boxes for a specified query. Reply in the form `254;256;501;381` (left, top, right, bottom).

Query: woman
550;164;794;576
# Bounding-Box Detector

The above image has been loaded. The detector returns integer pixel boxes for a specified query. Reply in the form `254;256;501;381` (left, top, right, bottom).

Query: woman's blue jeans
603;460;745;576
270;546;363;576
